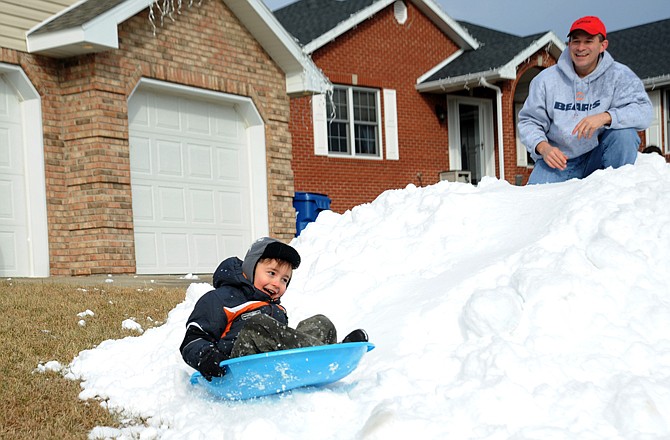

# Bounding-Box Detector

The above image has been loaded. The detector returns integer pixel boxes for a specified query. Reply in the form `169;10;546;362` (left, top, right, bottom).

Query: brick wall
0;1;294;275
505;52;559;185
289;3;459;213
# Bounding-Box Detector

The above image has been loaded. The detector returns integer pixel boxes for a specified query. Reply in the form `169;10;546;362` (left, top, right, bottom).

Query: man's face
253;259;292;301
569;30;608;77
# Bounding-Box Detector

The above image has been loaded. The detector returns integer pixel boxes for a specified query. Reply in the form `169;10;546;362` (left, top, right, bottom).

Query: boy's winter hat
241;237;301;283
568;16;606;39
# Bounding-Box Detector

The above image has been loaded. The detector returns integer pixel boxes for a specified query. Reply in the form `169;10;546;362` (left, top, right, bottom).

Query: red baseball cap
568;16;607;39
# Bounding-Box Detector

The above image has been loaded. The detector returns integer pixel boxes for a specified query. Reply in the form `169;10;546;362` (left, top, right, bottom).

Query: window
327;85;381;157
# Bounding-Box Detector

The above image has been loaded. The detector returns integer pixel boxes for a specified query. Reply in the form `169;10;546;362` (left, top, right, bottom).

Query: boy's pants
230;313;337;358
528;128;640;184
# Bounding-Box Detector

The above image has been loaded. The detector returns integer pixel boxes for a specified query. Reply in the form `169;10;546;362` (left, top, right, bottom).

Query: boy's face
253;259;292;301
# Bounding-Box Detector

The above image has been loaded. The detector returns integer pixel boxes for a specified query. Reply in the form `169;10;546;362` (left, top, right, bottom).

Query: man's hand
536;141;568;170
572;112;612;140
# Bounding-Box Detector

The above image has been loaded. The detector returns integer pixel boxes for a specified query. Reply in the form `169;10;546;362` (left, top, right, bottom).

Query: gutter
478;77;505;181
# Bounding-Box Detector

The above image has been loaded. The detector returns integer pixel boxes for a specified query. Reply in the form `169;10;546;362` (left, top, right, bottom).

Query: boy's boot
342;329;368;343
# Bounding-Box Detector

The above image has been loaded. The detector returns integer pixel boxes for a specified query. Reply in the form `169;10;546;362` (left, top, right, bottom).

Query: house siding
289;2;459;213
1;0;295;275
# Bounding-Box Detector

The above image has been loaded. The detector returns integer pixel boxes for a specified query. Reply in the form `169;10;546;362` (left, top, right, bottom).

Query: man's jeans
528;128;640;185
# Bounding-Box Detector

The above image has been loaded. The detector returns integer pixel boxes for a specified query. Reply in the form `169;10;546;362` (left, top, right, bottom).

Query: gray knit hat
241;237;301;284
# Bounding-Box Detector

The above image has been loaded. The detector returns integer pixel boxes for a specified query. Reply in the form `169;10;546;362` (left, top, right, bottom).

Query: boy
180;237;367;381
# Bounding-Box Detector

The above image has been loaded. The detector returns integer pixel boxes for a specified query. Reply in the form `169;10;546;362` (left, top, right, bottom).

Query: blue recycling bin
293;192;331;236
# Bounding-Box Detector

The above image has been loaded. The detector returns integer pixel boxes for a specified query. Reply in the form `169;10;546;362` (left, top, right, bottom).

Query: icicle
148;0;209;35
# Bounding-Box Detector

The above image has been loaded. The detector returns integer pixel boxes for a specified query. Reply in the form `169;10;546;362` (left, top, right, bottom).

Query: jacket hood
557;48;614;82
212;257;250;289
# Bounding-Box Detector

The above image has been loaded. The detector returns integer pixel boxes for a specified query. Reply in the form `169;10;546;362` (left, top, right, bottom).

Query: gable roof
274;0;479;54
26;0;330;96
606;18;670;88
417;22;564;92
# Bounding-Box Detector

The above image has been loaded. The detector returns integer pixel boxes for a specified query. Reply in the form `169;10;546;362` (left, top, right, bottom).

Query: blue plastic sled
190;342;375;400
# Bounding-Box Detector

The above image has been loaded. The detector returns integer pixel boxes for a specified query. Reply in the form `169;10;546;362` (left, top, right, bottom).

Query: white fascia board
643;75;670;89
416;68;511;93
505;32;565;69
225;0;330;95
27;0;153;55
416;49;464;84
304;0;479;54
411;0;479;50
304;0;394;54
27;18;119;53
417;32;565;94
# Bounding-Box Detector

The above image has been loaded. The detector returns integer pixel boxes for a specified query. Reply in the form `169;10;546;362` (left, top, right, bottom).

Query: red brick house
607;18;670;159
273;0;564;212
0;0;329;277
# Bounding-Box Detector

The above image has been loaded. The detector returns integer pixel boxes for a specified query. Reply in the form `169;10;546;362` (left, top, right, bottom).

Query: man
518;16;652;184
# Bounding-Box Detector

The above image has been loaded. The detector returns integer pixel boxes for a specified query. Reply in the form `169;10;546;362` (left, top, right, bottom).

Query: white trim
417;49;464;85
446;95;495;180
383;89;399;160
646;89;662;147
26;0;330;95
129;78;270;240
27;0;152;54
642;75;670;89
478;77;504;180
304;0;478;54
0;63;49;277
312;94;328;156
417;32;564;93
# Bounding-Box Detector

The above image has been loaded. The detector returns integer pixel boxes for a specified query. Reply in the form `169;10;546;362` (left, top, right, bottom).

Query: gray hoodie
518;48;652;161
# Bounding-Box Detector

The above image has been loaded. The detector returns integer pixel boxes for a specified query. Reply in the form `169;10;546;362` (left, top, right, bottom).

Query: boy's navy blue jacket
179;256;288;371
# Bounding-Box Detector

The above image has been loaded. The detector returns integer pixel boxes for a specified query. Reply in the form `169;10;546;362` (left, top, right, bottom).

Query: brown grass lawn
0;279;185;439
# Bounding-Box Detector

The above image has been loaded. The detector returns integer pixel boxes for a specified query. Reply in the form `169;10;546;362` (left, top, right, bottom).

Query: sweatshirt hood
557;48;614;82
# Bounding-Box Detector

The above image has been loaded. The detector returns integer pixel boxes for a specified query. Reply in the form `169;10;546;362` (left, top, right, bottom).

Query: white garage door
0;76;29;276
129;89;255;274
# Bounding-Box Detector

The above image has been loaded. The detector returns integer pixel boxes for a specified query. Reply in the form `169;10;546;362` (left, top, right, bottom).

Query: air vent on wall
394;1;408;25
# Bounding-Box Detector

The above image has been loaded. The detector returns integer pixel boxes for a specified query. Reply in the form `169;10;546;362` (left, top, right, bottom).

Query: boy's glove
197;345;227;381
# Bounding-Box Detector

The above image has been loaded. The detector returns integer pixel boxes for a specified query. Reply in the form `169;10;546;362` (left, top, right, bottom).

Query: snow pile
62;154;670;439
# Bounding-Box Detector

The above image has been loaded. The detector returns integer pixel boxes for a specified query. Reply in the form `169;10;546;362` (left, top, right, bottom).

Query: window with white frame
327;85;381;157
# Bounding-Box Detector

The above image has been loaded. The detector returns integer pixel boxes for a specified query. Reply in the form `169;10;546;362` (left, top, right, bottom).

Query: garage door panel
0;75;32;276
190;189;215;223
0;179;21;221
216;147;241;182
135;232;158;269
157;139;183;177
185;102;211;135
192;234;219;267
132;184;155;221
219;191;244;225
0;128;10;167
0;231;25;272
130;136;152;174
187;143;213;179
163;233;189;267
155;95;181;131
213;105;242;140
130;89;256;274
158;186;186;222
128;92;150;127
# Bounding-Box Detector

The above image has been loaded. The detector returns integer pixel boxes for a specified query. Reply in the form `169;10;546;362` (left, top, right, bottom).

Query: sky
39;152;670;439
262;0;670;37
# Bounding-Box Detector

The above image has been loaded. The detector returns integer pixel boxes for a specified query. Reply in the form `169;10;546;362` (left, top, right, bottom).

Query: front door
447;96;495;184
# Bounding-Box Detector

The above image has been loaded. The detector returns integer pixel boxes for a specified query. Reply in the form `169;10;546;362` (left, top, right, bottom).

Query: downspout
478;78;505;181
